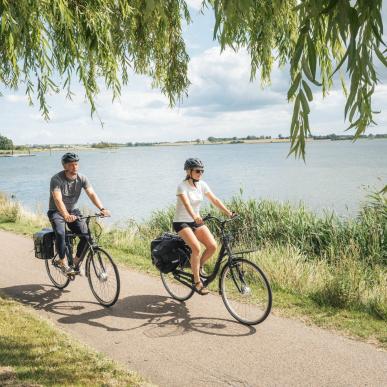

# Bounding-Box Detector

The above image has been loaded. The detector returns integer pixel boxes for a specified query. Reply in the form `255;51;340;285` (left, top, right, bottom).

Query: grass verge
0;294;150;386
0;192;386;349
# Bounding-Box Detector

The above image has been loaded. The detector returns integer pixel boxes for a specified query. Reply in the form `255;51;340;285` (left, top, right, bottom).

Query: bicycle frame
162;215;272;325
63;215;102;270
171;215;247;293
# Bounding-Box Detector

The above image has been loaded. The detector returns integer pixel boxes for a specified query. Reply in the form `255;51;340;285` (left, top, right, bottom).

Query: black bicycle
45;214;120;307
160;215;272;325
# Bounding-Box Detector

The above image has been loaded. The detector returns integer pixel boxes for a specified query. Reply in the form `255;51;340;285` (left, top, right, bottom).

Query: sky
0;0;386;145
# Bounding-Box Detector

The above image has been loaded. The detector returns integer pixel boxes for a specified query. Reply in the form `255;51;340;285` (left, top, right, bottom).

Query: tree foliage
0;0;190;116
207;0;386;157
0;0;386;157
0;133;13;149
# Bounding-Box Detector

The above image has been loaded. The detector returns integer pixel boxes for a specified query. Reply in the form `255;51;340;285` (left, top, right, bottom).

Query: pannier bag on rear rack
151;232;191;273
33;228;55;260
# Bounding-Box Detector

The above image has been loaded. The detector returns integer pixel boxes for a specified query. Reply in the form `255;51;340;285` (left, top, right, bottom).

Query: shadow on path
1;284;256;338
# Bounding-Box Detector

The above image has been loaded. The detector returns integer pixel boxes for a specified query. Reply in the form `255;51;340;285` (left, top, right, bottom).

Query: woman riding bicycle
173;158;234;295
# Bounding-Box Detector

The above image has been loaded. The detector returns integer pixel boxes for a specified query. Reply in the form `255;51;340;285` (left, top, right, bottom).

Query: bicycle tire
220;258;272;325
45;258;70;289
161;270;195;301
86;247;120;307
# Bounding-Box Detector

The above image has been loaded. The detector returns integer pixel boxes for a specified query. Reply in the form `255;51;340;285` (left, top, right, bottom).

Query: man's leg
48;211;72;271
67;210;88;268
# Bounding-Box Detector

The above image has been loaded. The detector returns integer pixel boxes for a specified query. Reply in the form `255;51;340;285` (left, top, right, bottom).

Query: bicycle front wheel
45;258;70;289
220;258;272;325
161;270;195;301
87;248;120;306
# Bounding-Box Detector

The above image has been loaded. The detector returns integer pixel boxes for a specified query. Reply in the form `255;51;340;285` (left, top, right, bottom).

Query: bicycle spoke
87;248;120;306
161;270;195;301
221;258;272;325
45;258;70;289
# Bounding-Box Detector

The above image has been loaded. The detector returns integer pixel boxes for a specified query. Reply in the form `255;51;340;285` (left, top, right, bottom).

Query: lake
0;140;386;223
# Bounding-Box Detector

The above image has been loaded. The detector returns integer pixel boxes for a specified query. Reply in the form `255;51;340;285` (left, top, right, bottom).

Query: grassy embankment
0;192;386;349
0;294;149;386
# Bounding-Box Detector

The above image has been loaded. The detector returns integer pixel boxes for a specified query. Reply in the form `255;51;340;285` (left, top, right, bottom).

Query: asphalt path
0;230;386;386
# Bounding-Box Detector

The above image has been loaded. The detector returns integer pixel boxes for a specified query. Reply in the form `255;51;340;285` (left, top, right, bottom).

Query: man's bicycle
160;215;272;325
45;214;120;307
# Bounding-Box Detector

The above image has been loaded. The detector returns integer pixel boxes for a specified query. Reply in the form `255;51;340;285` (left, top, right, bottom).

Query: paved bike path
0;230;386;387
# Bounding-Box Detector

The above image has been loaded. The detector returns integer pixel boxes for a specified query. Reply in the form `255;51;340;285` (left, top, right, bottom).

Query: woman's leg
177;227;202;286
194;225;217;267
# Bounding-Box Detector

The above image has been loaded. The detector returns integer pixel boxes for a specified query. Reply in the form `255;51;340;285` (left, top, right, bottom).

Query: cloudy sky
1;0;386;145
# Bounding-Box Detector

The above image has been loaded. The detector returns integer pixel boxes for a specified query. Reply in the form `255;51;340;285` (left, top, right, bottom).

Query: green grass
0;191;386;349
0;294;150;386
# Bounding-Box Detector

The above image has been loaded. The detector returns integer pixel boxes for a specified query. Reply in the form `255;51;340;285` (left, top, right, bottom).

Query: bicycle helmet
184;158;204;171
61;152;79;165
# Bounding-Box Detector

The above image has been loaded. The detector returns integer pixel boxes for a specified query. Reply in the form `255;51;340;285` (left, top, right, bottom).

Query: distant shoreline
153;138;294;147
1;136;386;154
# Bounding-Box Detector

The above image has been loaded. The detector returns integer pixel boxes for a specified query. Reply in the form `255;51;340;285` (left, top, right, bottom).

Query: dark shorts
173;222;204;233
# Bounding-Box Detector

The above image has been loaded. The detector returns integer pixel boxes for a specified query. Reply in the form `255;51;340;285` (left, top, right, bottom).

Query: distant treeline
207;135;272;142
312;133;387;141
4;133;387;151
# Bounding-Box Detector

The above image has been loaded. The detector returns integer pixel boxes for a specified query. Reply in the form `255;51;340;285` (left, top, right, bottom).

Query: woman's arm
205;191;233;217
178;193;203;223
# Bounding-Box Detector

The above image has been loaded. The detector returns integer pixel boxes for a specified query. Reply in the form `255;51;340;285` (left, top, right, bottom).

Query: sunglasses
193;169;204;174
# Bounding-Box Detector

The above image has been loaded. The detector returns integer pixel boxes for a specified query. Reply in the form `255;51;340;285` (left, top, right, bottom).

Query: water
0;140;386;222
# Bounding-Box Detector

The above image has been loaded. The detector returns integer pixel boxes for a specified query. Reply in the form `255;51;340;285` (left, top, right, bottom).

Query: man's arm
85;187;110;216
52;190;77;222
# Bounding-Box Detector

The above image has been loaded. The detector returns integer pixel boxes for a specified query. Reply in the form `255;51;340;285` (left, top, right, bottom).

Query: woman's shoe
194;281;209;296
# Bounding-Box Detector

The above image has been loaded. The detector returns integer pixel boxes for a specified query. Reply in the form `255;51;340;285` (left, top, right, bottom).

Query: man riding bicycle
47;152;110;274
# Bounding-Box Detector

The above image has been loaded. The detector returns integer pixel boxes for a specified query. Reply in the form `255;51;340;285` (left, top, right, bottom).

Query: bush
0;193;21;222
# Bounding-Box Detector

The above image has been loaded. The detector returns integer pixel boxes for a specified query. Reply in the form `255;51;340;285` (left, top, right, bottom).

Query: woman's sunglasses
193;169;204;174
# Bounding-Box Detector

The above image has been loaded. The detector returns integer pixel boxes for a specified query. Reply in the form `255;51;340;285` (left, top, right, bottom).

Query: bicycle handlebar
202;213;239;227
78;213;110;220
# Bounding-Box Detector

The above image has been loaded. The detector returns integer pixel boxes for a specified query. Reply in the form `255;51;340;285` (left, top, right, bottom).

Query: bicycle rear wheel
45;258;70;289
161;270;195;301
87;248;120;306
220;258;272;325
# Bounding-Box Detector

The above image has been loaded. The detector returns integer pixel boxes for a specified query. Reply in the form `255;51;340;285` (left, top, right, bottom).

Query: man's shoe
60;264;75;275
73;265;85;277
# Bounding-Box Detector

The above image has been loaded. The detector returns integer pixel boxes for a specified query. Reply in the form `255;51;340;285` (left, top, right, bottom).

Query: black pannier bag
151;233;191;273
33;228;55;259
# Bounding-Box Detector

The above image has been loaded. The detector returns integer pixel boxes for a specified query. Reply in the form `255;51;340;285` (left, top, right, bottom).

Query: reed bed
102;193;386;319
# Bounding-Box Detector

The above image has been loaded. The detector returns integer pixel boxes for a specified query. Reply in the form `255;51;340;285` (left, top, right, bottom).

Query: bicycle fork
229;260;251;295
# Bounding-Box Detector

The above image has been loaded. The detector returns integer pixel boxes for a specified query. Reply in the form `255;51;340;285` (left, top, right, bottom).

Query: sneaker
73;265;85;277
53;259;72;274
60;264;75;275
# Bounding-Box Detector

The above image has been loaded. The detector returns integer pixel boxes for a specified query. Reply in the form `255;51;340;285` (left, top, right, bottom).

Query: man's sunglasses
193;169;204;174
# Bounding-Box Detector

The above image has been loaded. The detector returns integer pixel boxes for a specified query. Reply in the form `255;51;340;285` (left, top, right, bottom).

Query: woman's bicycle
45;214;120;307
160;215;272;325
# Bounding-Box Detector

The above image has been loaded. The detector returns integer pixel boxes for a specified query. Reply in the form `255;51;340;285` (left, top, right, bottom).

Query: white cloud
4;94;28;103
186;0;203;11
1;43;386;145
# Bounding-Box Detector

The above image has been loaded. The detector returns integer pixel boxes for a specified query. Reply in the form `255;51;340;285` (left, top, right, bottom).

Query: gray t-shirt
49;171;91;211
